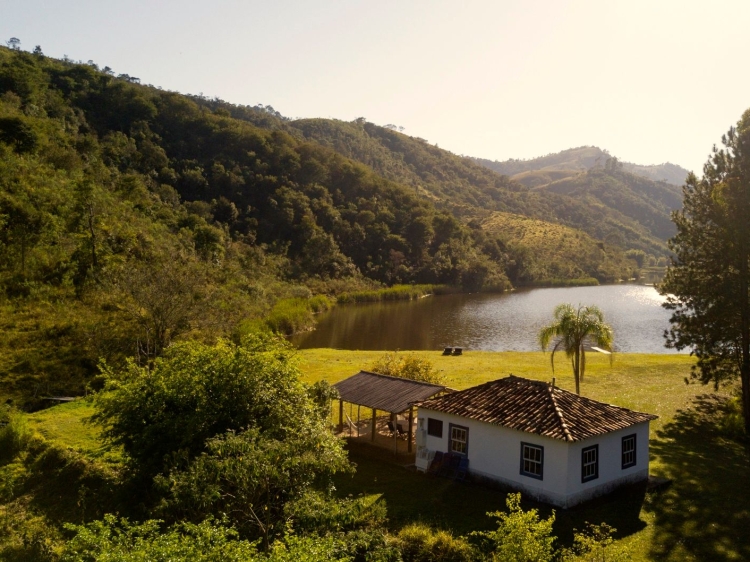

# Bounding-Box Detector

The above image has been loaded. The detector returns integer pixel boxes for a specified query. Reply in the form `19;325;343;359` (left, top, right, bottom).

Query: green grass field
14;349;750;561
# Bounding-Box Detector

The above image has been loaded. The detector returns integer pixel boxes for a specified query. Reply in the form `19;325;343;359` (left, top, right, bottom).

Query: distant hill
474;146;691;186
291;120;672;256
482;212;636;286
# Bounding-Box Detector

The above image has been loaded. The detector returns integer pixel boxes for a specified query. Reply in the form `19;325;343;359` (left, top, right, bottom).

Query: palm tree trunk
580;343;586;383
573;349;580;394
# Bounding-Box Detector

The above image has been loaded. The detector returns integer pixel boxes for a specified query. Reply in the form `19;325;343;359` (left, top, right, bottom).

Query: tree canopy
661;108;750;432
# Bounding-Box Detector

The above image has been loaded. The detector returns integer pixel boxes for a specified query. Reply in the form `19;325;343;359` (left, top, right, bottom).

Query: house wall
561;422;650;506
418;408;650;508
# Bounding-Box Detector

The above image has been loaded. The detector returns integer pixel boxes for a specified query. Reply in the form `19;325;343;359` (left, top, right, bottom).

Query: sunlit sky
3;0;750;174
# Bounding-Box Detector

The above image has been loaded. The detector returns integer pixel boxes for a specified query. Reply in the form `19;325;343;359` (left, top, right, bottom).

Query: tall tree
538;304;614;395
661;108;750;432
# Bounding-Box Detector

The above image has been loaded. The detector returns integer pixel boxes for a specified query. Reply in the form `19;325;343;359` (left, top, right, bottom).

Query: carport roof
333;370;446;414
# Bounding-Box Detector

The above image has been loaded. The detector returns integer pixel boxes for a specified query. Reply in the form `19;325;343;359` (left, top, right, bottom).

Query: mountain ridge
473;146;691;186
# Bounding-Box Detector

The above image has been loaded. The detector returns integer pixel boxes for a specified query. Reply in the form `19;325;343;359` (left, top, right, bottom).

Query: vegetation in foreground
6;347;746;561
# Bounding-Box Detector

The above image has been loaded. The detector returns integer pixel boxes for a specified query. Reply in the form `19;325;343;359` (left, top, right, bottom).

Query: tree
94;333;347;479
660;109;750;433
538;304;613;395
6;37;20;50
94;334;351;544
118;260;208;361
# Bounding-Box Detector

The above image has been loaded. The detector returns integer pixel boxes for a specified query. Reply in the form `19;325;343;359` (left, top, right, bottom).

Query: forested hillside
288;120;676;257
0;47;519;404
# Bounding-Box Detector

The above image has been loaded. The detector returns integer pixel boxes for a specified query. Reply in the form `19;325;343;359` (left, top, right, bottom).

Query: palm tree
538;304;614;395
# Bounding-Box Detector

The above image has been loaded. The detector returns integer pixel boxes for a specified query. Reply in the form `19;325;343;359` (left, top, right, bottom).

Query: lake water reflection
292;285;681;354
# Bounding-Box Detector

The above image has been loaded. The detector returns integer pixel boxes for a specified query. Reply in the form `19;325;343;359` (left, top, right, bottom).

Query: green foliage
337;284;449;304
396;523;476;562
624;249;646;268
263;296;333;335
94;334;329;479
534;278;599;288
307;380;340;421
472;493;556;562
539;304;614;395
62;515;260;561
370;351;445;385
661;107;750;432
560;523;625;562
155;426;351;542
283;490;387;536
0;407;32;464
94;333;351;544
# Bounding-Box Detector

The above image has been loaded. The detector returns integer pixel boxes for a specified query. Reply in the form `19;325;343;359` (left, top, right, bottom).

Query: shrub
397;523;476;562
471;493;555;562
264;296;333;335
370;352;445;385
62;516;259;561
560;523;626;562
284;491;387;535
0;407;32;464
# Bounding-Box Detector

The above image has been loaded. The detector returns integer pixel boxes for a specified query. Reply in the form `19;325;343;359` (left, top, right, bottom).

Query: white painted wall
418;408;651;508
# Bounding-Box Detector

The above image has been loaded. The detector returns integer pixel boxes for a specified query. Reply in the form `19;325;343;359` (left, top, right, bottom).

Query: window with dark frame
520;442;543;480
427;418;443;438
581;444;599;482
449;424;468;455
622;434;637;468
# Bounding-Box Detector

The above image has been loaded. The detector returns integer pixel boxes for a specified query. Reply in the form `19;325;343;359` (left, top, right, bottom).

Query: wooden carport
333;370;447;452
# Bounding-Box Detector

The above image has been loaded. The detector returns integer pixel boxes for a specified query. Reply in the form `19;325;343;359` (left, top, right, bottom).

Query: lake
292;284;682;353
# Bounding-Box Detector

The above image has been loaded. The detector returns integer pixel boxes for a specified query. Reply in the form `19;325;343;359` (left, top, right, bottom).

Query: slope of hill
474;146;691;186
536;166;682;241
482;212;636;285
291;120;673;256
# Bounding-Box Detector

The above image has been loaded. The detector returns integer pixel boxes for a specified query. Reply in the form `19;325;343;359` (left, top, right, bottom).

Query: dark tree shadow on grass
335;445;648;546
646;394;750;561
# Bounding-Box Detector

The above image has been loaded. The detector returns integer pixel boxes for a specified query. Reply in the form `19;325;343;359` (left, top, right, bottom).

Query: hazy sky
3;0;749;174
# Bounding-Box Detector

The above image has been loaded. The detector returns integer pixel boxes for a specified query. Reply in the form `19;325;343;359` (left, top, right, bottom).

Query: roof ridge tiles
547;384;574;442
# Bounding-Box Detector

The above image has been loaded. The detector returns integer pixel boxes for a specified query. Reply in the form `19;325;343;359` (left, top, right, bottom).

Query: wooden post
407;405;414;453
357;404;361;437
371;408;376;441
338;399;344;433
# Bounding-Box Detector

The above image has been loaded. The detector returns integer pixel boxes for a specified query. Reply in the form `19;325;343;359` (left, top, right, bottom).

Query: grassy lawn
26;399;121;464
302;349;750;562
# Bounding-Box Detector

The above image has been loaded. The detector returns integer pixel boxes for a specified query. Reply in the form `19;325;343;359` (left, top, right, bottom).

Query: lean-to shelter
333;370;447;452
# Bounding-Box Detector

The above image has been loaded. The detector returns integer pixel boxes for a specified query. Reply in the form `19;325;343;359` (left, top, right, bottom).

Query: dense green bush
0;407;32;464
370;351;445;385
62;516;260;561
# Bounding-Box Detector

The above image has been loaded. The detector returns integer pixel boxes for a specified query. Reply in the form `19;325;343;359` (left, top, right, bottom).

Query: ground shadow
335;444;647;545
646;394;750;561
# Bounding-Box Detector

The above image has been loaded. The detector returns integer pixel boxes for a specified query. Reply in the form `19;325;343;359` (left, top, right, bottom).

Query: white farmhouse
415;375;657;508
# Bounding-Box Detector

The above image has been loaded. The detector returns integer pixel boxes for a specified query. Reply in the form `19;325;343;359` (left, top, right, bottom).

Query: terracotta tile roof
333;370;446;414
417;376;657;442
